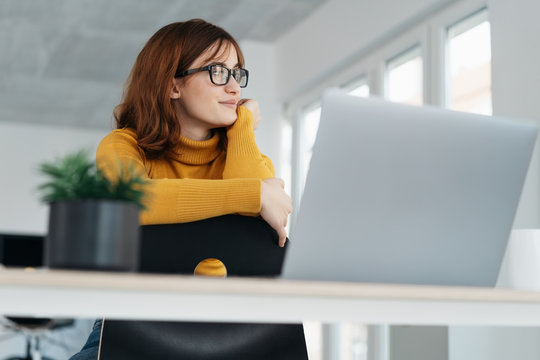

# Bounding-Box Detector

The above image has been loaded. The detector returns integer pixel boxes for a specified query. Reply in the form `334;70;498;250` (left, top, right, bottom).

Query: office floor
0;318;91;359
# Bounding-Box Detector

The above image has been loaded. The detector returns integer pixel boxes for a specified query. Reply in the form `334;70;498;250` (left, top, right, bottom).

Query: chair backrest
99;215;308;360
139;214;287;276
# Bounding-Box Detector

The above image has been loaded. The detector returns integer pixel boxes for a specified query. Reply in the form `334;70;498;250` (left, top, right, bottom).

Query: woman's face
172;42;242;140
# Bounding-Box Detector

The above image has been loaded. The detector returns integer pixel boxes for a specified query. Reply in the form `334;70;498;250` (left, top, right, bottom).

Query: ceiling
0;0;327;130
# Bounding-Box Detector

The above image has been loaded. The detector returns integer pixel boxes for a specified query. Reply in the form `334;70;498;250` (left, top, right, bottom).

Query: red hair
114;19;244;159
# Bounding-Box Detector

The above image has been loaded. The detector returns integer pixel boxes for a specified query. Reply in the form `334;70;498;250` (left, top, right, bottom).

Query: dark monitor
0;233;44;267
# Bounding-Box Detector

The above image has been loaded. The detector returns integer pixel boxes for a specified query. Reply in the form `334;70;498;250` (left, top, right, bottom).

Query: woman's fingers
260;178;292;247
238;99;261;131
277;227;287;248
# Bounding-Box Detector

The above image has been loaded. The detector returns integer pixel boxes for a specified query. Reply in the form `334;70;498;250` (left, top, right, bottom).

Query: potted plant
38;150;147;271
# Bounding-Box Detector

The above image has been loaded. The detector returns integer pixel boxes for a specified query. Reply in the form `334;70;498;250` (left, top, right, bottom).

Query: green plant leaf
37;150;148;208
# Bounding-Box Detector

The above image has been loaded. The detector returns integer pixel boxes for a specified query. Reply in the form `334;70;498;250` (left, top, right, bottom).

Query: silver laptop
282;89;537;286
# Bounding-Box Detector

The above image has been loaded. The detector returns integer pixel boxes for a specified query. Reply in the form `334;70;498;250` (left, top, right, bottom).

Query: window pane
299;105;321;196
446;10;492;115
350;323;368;360
386;45;423;105
280;121;292;197
348;84;370;98
342;76;370;98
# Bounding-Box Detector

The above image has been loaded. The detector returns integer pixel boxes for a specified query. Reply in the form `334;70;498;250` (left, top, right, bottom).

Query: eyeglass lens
210;65;247;87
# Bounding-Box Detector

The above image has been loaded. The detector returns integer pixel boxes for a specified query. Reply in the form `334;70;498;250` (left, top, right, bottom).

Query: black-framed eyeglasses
174;64;249;88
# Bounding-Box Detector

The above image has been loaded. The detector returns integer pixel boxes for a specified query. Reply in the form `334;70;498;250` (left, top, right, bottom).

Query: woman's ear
170;79;181;100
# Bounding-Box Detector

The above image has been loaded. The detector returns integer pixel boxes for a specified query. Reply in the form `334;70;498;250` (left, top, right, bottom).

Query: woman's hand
260;178;292;247
238;99;260;131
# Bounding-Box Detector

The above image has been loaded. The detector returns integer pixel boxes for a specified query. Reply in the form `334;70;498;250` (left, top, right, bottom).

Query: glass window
280;121;292;197
342;76;370;98
386;45;423;105
446;9;491;115
350;323;368;360
298;103;321;198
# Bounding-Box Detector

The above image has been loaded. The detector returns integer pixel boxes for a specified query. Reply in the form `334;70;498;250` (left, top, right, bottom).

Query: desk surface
1;268;540;326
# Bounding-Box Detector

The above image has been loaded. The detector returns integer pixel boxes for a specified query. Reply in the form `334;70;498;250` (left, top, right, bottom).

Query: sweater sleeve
222;106;275;179
96;130;261;225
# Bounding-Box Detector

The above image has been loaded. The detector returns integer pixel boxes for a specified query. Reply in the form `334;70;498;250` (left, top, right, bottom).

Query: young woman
69;19;291;360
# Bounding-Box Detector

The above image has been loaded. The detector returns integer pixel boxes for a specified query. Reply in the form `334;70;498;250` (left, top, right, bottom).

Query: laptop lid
282;89;537;286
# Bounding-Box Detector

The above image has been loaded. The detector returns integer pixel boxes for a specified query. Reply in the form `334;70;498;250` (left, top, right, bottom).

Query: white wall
239;40;283;173
0;121;108;234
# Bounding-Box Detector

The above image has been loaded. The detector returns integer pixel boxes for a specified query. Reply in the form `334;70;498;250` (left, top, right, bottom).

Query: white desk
1;268;540;326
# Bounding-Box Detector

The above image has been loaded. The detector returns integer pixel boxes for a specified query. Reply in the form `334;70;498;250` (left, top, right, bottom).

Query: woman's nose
225;76;241;94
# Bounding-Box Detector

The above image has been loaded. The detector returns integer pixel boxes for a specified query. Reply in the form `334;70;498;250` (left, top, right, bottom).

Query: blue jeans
68;319;102;360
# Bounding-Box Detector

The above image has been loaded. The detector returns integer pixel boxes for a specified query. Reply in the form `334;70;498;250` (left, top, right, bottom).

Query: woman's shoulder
97;128;146;160
99;128;138;147
96;128;148;175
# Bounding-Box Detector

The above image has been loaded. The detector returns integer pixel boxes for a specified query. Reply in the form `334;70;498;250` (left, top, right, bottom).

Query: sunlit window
298;104;321;198
280;122;292;197
446;9;491;115
386;45;423;105
342;76;370;97
342;323;369;360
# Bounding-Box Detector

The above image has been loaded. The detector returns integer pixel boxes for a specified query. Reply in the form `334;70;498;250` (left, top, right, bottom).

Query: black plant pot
45;200;140;271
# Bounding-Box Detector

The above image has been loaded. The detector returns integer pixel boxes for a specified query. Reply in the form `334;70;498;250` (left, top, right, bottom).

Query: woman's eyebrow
207;61;241;68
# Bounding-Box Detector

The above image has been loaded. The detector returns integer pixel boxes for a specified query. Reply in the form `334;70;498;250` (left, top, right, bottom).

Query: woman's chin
222;116;238;127
206;113;237;128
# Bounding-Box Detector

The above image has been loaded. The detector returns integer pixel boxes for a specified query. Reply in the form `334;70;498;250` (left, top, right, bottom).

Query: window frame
384;42;425;105
443;7;491;113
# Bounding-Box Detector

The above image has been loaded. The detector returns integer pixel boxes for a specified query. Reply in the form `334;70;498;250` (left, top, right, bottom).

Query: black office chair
98;215;309;360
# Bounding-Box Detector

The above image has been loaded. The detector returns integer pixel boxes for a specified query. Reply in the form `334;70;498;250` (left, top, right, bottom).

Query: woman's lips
219;100;237;109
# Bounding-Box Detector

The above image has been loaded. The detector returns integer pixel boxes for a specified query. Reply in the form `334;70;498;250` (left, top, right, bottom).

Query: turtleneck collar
175;133;221;165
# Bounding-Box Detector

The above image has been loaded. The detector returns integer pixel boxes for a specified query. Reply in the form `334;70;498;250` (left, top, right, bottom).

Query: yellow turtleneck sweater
96;106;275;225
96;107;275;276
